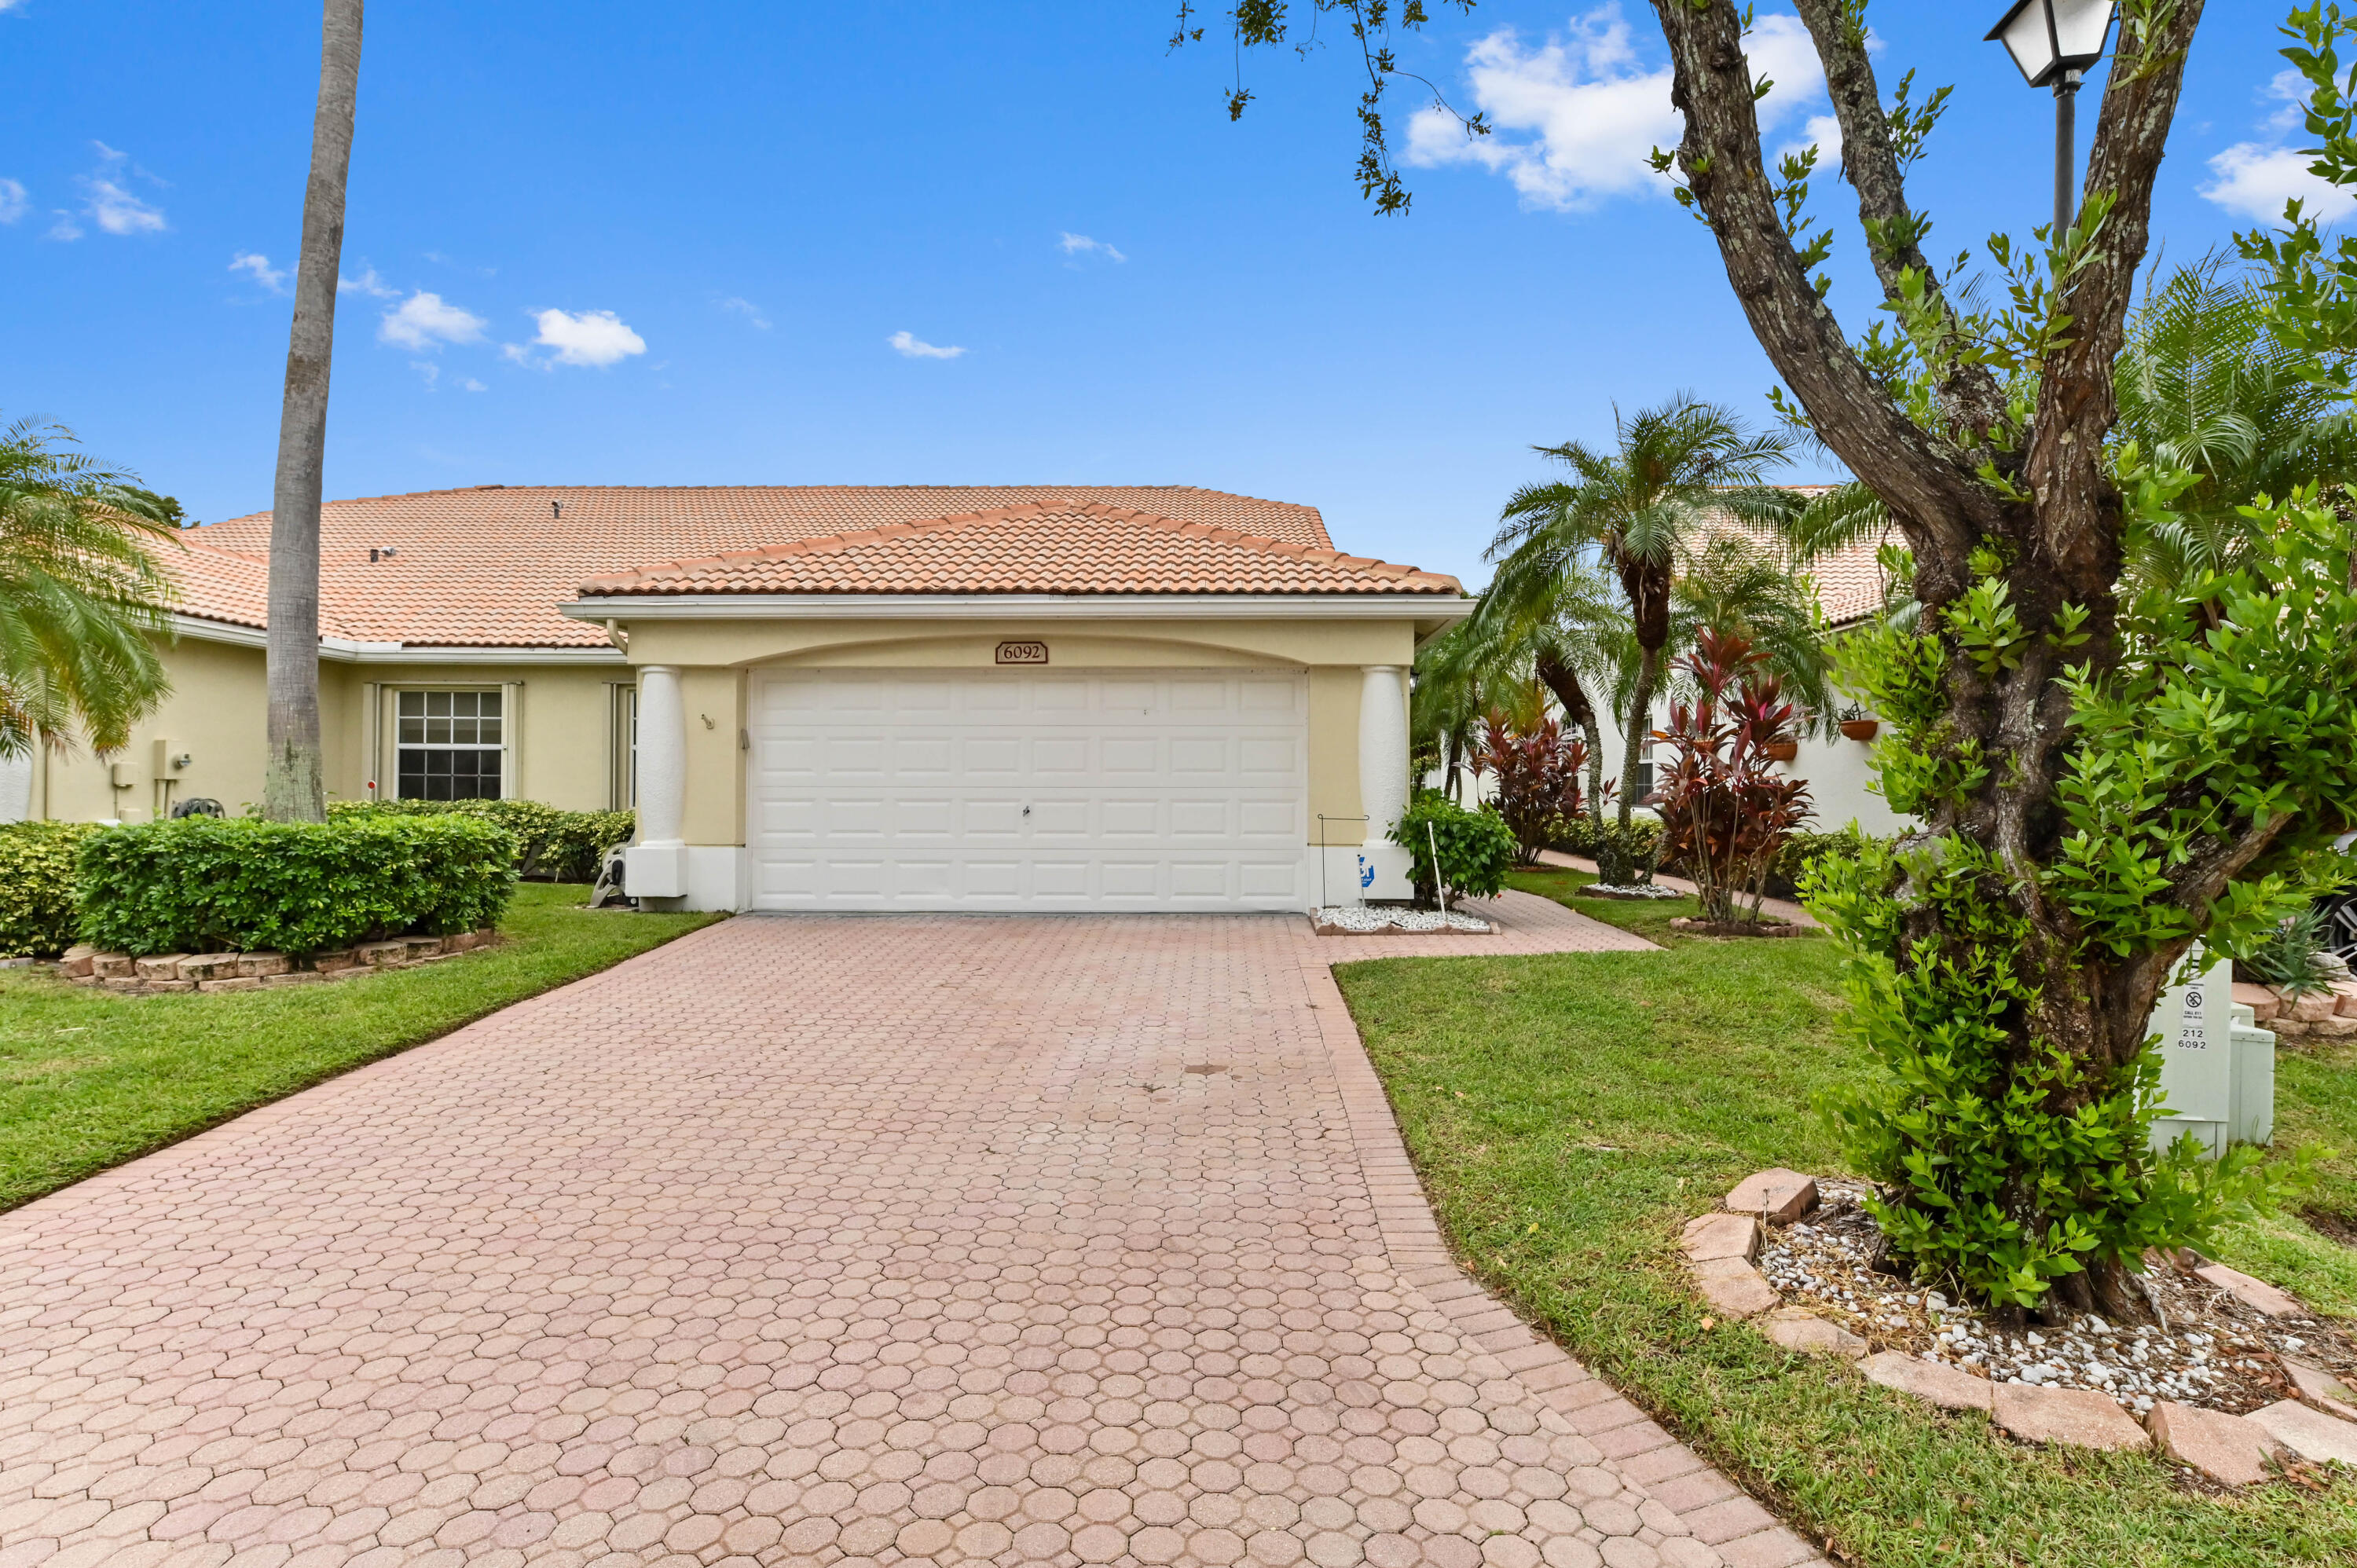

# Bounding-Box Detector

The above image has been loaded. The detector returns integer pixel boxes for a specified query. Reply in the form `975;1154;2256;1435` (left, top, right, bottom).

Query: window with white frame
396;689;504;800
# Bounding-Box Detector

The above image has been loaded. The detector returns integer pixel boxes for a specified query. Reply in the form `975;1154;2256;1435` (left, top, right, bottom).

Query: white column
1357;664;1414;899
624;664;688;898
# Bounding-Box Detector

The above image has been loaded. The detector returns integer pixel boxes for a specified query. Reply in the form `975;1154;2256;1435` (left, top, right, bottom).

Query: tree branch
1790;0;2010;445
1647;0;2000;603
2026;0;2208;598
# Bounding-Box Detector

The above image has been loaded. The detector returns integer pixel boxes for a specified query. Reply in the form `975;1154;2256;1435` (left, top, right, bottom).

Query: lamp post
1985;0;2119;236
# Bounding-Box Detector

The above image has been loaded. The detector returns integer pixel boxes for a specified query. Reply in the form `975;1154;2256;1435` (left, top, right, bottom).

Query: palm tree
1666;534;1832;731
264;0;364;823
0;419;178;758
2113;255;2357;607
1441;555;1624;819
1487;397;1797;863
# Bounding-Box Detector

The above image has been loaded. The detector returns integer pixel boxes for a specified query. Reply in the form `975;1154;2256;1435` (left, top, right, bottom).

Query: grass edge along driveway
1332;866;2357;1568
0;882;724;1213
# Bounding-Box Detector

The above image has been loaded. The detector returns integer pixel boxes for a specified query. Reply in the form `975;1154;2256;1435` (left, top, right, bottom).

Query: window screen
396;689;503;800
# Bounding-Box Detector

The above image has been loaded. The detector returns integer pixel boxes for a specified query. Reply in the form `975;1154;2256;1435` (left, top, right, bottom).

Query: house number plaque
995;641;1049;665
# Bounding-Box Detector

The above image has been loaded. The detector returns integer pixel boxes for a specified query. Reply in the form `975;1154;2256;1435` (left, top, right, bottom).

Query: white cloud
1405;5;1828;213
1058;232;1127;262
888;330;966;360
339;266;399;299
459;376;487;392
411;361;441;390
53;144;168;236
84;176;165;234
379;290;488;350
229;251;288;293
526;307;647;368
0;2;30;13
2198;68;2357;225
2201;143;2357;224
0;178;25;224
718;295;771;329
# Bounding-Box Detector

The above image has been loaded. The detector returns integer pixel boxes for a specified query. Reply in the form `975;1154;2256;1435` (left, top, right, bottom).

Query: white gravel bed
1757;1181;2344;1416
1312;905;1494;933
1585;883;1686;899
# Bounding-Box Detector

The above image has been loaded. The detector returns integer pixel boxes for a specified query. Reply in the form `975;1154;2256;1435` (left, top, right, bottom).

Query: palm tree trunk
1445;726;1464;802
1617;643;1661;834
263;0;363;823
1582;720;1605;825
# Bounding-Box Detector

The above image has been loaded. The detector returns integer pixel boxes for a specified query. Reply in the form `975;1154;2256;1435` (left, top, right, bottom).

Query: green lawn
0;883;723;1212
1332;864;2357;1568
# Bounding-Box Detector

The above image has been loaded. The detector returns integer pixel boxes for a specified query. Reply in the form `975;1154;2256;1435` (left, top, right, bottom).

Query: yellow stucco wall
32;617;1430;853
33;632;630;820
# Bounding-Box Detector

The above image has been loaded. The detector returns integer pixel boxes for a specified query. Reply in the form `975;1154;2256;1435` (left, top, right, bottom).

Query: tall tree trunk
1534;650;1607;826
1445;726;1464;803
1617;643;1660;834
263;0;363;823
1582;720;1605;826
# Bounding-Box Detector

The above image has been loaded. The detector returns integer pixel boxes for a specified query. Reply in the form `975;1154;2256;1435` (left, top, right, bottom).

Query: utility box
2150;951;2277;1155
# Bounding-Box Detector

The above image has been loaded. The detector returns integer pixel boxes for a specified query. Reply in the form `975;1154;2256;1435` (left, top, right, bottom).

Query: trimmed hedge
329;798;634;882
77;815;519;957
0;822;98;959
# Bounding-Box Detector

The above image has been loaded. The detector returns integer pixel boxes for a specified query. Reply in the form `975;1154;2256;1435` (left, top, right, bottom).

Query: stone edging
1297;955;1828;1568
1684;1169;2357;1485
53;929;498;997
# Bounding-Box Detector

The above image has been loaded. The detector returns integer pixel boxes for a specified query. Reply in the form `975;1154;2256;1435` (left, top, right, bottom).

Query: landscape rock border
50;929;498;996
1666;916;1807;938
1682;1165;2357;1486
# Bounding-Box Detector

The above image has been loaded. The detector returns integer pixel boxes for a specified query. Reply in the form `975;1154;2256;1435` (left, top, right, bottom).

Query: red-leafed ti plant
1648;628;1813;925
1470;709;1589;866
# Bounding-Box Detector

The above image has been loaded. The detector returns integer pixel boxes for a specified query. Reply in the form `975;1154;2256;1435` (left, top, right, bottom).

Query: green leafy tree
1486;397;1797;876
0;419;178;759
1181;0;2354;1317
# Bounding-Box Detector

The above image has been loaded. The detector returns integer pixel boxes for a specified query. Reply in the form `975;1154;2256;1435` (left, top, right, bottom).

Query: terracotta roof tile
181;484;1359;647
578;504;1462;598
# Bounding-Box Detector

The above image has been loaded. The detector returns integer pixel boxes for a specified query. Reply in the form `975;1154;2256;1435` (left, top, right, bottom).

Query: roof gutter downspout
603;618;629;654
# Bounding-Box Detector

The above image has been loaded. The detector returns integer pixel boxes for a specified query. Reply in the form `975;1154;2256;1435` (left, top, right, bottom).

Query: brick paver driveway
0;892;1816;1568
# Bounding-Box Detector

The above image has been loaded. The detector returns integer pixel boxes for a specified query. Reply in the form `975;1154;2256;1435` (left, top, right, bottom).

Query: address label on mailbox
995;641;1049;665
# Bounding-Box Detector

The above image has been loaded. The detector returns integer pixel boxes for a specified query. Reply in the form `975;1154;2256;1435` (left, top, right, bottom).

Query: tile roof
176;485;1360;647
1697;486;1890;628
577;504;1463;599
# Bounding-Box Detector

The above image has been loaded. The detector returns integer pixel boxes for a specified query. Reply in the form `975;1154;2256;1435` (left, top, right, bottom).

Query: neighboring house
5;485;1472;912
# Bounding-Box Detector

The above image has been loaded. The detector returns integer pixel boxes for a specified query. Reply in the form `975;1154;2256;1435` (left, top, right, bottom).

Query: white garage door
749;668;1308;910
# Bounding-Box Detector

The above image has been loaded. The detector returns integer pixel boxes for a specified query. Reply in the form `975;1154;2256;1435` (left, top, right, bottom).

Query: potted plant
1761;738;1800;762
1837;702;1879;742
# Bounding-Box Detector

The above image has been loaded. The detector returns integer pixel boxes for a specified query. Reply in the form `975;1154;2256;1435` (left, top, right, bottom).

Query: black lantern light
1984;0;2119;233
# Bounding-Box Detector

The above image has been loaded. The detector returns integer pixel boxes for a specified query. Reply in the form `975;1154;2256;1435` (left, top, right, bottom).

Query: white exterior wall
1431;702;1911;840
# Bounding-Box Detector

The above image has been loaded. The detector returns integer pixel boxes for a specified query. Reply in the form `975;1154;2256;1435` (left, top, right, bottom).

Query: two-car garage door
748;668;1308;910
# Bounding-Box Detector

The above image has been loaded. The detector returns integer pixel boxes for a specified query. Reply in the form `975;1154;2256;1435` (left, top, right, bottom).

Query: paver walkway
0;894;1819;1568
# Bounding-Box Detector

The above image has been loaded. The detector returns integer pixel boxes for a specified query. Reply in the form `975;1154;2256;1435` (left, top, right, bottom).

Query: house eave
563;592;1475;636
168;614;628;665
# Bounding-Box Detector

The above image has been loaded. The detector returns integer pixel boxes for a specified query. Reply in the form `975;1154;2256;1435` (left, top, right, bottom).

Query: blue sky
0;0;2316;588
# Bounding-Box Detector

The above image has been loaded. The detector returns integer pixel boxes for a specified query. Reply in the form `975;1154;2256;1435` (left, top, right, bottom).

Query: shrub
77;814;519;956
0;822;98;958
1553;812;1661;871
2241;906;2338;998
1391;794;1516;906
1765;822;1889;899
1471;712;1588;866
1648;628;1813;922
331;798;634;882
